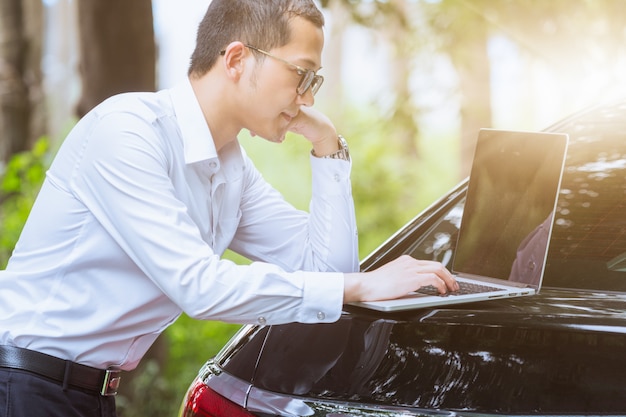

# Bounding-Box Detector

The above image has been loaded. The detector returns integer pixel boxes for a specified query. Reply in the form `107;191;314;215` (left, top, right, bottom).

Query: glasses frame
244;45;324;96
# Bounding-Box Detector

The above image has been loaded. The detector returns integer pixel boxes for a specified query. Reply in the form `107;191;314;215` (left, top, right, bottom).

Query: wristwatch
314;135;350;161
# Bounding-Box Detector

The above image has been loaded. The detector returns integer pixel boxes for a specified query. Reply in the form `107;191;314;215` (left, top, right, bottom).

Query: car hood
244;288;626;415
403;287;626;328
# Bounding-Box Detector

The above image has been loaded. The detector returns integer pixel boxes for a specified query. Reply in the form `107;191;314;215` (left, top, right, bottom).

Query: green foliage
336;104;459;257
117;316;242;417
116;359;176;417
0;138;50;267
164;314;242;395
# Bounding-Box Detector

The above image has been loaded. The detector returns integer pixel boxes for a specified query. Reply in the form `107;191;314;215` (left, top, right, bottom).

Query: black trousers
0;369;117;417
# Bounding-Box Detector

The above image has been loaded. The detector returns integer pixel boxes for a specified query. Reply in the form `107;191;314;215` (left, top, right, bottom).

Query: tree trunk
447;10;492;179
75;0;156;117
451;32;491;179
387;0;420;159
0;0;44;164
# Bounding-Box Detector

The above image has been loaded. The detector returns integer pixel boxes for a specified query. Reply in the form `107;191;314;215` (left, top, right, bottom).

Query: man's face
241;17;324;143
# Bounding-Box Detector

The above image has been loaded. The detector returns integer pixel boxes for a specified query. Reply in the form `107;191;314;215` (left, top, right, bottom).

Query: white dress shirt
0;79;358;370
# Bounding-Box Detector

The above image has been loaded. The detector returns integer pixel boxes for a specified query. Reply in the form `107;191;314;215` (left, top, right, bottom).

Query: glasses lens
310;75;324;96
297;72;324;96
297;71;315;95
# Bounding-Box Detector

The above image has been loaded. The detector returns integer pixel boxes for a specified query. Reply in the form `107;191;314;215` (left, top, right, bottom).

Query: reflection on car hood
239;288;626;415
414;288;626;327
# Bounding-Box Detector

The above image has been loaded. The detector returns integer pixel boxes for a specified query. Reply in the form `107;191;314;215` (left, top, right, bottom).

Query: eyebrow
277;51;320;72
298;59;322;72
242;45;322;72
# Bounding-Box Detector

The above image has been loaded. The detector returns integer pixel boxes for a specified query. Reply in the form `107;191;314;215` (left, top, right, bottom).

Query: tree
75;0;156;117
425;0;493;179
0;0;44;164
326;0;423;158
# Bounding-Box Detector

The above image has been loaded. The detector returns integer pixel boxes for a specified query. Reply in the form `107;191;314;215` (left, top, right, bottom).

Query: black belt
0;345;121;396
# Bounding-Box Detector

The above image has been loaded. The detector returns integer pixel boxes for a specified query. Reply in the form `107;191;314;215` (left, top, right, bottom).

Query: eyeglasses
244;45;324;96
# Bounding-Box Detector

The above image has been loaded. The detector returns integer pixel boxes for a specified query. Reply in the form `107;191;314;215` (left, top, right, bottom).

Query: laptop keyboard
417;281;502;297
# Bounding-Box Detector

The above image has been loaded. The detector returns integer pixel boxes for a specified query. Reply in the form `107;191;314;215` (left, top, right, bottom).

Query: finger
413;260;458;293
427;261;458;292
439;269;459;292
427;274;450;295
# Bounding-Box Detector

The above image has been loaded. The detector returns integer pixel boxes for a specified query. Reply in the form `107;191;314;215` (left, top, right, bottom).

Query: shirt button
317;311;326;321
209;161;218;169
257;316;266;325
333;174;341;182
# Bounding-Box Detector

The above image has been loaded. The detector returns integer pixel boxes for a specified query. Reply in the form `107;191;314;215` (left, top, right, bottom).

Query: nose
295;89;315;107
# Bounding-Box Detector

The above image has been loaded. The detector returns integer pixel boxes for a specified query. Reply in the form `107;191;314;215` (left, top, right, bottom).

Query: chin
252;123;287;143
266;129;288;144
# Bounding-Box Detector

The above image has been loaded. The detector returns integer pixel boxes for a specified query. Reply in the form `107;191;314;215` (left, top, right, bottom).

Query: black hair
188;0;324;77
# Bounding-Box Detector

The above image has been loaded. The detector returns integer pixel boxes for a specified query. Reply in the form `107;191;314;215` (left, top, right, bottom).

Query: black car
178;101;626;417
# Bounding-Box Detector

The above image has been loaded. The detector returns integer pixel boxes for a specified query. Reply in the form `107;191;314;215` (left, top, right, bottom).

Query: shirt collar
170;77;218;165
169;77;245;181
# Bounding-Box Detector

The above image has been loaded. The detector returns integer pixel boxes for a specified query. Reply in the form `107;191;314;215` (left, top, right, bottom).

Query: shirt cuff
310;153;352;197
297;271;344;323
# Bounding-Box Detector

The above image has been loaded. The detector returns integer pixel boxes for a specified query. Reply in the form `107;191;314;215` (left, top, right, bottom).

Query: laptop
351;128;569;312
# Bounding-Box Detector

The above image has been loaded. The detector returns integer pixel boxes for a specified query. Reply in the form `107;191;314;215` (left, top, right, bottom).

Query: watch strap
313;135;350;161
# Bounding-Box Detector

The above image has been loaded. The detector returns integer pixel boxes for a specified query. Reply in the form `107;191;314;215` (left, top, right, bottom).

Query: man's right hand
343;255;459;303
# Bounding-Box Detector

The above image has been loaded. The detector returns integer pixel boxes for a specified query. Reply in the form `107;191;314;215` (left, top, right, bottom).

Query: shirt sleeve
230;152;359;274
69;112;351;325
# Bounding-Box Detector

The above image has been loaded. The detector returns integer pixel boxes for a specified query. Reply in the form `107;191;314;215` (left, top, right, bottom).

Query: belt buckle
100;369;121;396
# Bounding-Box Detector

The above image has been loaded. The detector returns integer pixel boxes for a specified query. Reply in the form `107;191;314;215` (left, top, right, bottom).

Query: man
0;1;457;415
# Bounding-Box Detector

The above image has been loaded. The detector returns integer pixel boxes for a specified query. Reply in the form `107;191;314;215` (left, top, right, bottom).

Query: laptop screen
452;129;568;288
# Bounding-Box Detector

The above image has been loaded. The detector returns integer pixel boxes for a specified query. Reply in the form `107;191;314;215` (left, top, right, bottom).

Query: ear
221;42;248;81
